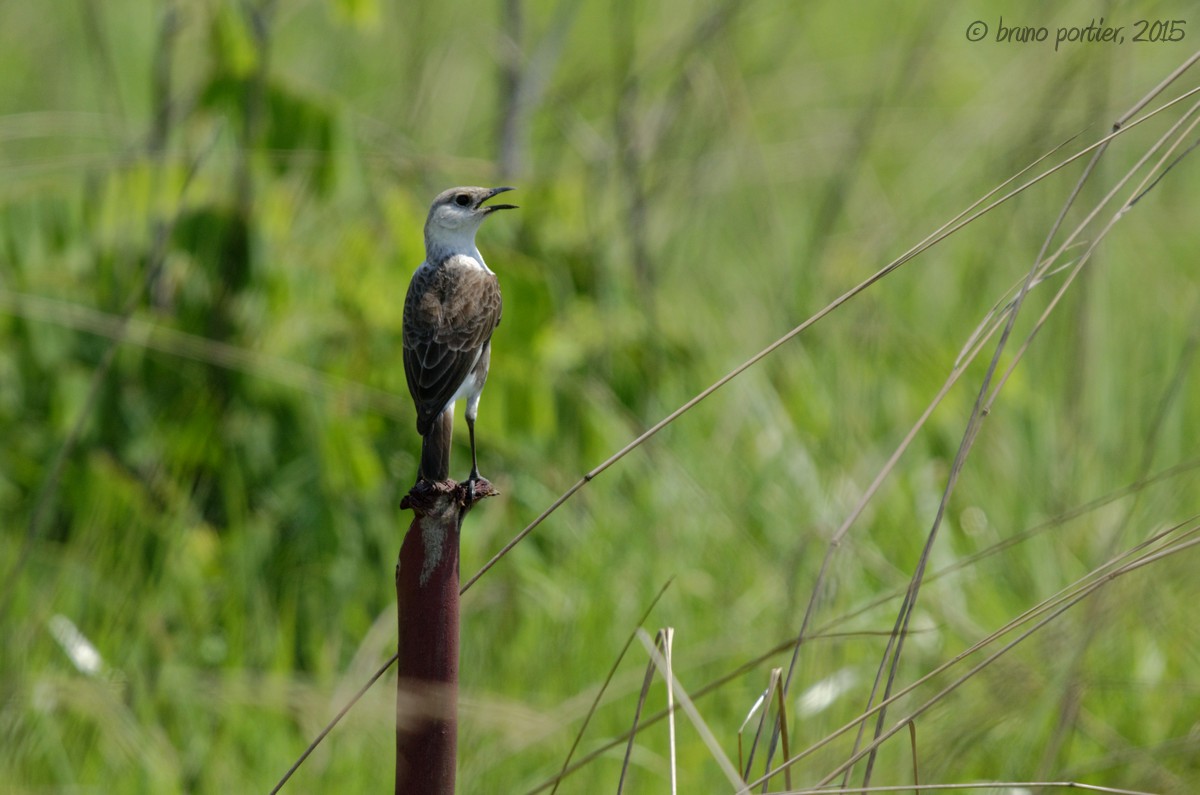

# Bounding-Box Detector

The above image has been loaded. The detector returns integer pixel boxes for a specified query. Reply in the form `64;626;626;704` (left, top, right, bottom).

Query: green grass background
2;0;1199;792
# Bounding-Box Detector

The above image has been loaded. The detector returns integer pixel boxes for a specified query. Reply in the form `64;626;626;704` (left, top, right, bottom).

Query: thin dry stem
635;629;747;791
745;520;1200;788
617;633;662;793
547;579;672;795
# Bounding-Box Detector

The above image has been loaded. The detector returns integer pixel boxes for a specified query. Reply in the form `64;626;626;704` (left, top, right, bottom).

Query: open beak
481;186;518;212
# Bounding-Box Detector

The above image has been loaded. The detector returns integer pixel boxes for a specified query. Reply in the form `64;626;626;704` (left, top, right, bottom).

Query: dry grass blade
745;519;1200;788
813;533;1197;789
984;97;1200;414
635;629;747;791
663;628;678;795
907;721;919;795
546;579;672;795
774;668;792;792
737;689;763;779
617;632;664;794
739;667;782;784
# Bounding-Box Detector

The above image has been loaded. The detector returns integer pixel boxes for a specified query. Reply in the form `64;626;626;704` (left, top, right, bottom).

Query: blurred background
2;0;1199;792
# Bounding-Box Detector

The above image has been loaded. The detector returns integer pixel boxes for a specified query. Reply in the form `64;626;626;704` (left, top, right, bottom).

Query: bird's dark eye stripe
454;193;471;206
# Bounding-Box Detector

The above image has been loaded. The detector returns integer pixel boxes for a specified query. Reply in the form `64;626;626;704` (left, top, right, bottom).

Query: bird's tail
419;409;453;482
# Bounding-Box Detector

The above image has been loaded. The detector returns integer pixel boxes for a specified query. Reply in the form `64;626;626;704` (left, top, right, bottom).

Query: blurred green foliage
2;1;1199;792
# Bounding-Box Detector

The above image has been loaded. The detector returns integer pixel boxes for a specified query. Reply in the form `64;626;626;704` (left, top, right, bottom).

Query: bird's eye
454;193;471;207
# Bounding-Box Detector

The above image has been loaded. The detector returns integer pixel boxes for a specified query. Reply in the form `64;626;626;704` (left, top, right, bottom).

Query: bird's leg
466;414;480;502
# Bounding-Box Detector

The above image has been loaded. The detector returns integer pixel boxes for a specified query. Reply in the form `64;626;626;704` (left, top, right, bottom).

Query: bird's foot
461;471;498;506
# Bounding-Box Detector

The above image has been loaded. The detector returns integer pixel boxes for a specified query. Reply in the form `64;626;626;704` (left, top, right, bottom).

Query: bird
402;186;517;493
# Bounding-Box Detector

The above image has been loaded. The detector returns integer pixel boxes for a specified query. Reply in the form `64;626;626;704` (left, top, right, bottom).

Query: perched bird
403;186;517;490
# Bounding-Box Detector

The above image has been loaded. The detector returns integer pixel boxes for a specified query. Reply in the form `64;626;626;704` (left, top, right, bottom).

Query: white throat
425;225;491;272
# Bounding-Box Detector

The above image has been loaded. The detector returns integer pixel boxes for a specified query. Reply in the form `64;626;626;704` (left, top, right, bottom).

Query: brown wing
402;256;503;434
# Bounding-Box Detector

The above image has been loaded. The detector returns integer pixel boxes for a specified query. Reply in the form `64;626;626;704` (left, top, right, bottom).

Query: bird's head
424;186;517;252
